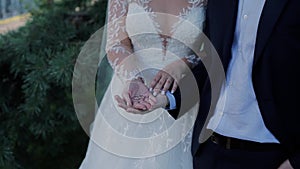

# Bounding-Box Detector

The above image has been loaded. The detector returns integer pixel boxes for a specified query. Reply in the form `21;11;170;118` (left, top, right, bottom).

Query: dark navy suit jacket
172;0;300;168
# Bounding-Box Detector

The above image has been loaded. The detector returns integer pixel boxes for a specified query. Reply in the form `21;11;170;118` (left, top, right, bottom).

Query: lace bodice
106;0;207;81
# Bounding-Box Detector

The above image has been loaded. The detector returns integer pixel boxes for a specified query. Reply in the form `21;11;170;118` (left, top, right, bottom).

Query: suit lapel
253;0;289;65
208;0;238;71
221;0;239;70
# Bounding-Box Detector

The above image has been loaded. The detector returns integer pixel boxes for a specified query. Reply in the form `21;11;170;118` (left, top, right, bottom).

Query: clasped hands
114;59;188;114
115;77;168;114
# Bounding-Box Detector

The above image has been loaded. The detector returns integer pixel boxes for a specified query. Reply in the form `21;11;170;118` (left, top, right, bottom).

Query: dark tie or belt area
210;132;282;151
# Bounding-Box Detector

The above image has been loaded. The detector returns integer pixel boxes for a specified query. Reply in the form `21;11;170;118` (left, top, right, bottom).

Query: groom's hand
116;77;152;113
278;159;294;169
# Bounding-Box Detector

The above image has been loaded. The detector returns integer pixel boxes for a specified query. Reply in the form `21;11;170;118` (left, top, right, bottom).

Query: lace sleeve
106;0;141;81
184;54;201;68
183;42;206;69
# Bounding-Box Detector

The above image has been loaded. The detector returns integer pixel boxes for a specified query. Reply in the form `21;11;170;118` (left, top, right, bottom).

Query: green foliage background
0;0;108;168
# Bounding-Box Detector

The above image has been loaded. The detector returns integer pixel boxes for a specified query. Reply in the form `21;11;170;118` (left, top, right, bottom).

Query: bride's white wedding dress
80;0;206;168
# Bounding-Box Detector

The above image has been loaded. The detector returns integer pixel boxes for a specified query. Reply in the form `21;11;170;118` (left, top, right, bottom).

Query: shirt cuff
165;91;176;110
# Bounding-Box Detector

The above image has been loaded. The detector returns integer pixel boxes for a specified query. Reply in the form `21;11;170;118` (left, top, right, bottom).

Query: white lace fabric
106;0;206;81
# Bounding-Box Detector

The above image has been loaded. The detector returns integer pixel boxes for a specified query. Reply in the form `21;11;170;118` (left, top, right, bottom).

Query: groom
190;0;300;168
116;0;300;168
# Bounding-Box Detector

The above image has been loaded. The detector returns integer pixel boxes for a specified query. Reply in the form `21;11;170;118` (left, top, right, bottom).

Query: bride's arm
106;0;141;82
106;0;152;110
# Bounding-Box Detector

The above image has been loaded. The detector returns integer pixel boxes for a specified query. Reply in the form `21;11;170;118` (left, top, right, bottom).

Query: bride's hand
115;93;168;114
115;95;151;114
120;77;152;111
150;59;188;96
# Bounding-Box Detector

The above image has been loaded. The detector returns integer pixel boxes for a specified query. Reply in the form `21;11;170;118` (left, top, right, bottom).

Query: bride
79;0;206;168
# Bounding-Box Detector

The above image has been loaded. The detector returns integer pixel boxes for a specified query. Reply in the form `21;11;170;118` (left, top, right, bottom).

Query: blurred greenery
0;0;109;168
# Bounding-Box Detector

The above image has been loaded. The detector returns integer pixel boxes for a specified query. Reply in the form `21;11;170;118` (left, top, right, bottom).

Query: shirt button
243;14;248;20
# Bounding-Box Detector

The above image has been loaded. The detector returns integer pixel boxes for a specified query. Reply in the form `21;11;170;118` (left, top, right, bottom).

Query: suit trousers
193;139;288;169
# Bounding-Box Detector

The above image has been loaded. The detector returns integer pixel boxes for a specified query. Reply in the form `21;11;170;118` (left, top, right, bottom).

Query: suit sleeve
290;152;300;168
168;61;208;119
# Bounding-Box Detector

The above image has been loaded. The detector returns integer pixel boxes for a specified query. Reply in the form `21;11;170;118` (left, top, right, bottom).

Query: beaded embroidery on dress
79;0;206;168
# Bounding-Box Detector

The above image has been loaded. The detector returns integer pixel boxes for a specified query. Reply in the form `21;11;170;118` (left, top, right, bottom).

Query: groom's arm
165;89;181;119
289;152;300;169
167;61;208;119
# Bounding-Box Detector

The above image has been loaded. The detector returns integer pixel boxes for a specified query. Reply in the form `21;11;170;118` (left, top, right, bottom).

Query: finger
161;77;174;94
146;95;157;107
148;94;157;103
114;95;124;104
147;97;157;106
171;81;178;94
118;103;128;110
153;75;168;96
133;102;147;110
122;92;132;106
150;72;162;91
138;100;152;110
114;95;128;110
126;107;144;114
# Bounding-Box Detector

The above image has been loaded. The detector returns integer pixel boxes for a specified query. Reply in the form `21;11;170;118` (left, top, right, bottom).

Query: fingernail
171;90;175;94
153;92;157;96
161;91;165;95
149;88;153;92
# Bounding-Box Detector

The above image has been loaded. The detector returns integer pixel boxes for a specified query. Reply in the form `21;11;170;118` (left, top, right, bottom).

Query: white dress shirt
207;0;279;143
